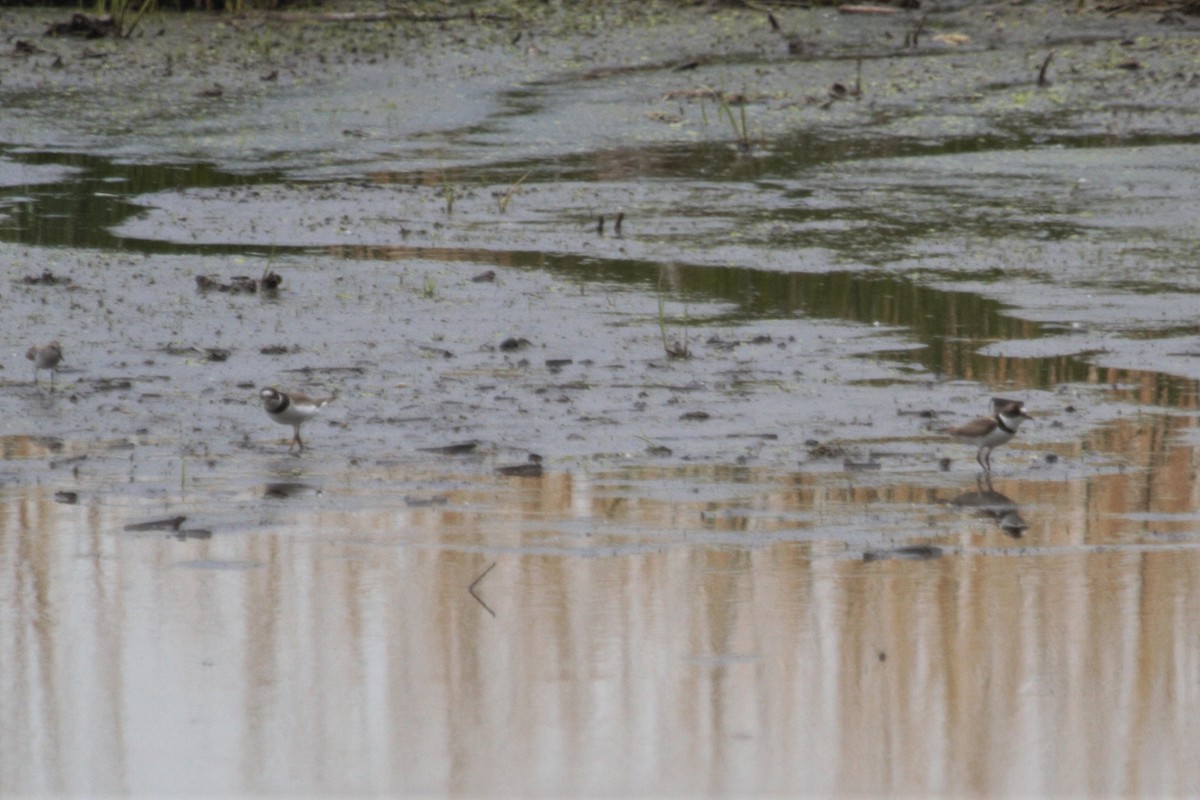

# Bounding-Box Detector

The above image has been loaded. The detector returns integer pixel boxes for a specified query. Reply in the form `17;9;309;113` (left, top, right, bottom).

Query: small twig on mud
497;170;530;214
271;10;516;24
840;5;899;14
1037;51;1055;87
469;561;497;618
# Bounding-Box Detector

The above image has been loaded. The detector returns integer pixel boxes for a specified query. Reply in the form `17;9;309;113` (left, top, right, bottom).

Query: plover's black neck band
275;394;290;413
996;415;1015;435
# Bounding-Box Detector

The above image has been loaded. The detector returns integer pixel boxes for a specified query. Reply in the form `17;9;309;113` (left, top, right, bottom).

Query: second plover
26;340;64;387
259;386;335;453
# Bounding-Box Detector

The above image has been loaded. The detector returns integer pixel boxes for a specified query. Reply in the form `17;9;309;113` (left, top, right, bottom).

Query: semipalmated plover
948;399;1031;472
990;397;1022;414
26;340;63;386
259;387;335;453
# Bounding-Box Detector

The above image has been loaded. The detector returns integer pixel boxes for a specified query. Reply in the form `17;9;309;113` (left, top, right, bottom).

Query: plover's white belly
268;404;318;426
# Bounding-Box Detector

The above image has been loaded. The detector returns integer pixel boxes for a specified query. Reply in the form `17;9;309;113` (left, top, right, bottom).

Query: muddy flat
2;2;1199;796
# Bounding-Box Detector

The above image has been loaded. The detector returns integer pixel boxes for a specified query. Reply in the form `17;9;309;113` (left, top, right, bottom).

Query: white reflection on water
1;436;1199;796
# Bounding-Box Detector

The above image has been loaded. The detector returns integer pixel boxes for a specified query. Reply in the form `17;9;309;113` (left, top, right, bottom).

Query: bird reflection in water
950;473;1028;538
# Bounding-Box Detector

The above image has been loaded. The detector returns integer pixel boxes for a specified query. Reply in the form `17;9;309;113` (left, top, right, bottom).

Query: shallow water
3;2;1200;796
5;430;1199;795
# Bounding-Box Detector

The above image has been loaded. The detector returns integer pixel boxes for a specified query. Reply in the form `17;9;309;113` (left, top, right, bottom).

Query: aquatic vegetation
91;0;154;37
657;273;692;360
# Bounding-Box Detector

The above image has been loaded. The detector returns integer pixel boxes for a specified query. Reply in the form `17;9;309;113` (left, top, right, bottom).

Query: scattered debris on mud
123;515;187;532
195;270;282;294
44;13;116;39
21;269;72;286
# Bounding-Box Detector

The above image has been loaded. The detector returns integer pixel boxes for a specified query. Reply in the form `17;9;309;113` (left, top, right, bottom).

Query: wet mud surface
3;1;1200;796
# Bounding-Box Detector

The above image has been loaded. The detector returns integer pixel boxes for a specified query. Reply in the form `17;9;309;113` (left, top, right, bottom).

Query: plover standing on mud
259;387;335;453
948;399;1031;472
26;340;64;387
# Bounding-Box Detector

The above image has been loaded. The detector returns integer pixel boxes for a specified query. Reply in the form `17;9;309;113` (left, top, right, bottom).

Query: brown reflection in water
1;419;1198;795
0;434;67;460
